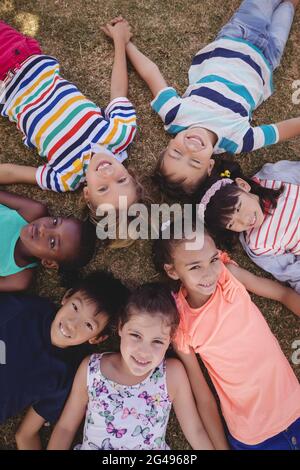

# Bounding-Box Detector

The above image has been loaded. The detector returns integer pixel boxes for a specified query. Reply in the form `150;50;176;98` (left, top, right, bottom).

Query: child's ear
207;159;215;176
41;259;59;270
164;264;179;281
89;334;109;345
235;178;251;193
83;186;89;202
61;289;73;305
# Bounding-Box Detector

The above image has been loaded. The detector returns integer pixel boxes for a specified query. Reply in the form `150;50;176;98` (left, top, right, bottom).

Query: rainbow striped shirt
1;55;137;192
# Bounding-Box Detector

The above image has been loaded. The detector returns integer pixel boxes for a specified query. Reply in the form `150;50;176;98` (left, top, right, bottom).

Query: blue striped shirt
151;37;279;154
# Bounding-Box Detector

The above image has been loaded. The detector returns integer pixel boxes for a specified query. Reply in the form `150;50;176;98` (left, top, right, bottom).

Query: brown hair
152;150;195;202
120;282;180;338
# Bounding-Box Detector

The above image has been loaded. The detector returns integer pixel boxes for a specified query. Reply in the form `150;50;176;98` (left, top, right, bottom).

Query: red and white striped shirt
245;179;300;256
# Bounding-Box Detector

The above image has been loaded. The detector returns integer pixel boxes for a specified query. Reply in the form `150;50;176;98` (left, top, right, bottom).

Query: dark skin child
0;191;82;292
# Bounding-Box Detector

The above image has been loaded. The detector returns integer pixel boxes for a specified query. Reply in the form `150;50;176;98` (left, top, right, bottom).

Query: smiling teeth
59;323;71;338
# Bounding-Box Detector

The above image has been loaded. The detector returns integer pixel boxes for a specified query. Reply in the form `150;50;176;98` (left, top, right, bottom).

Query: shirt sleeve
237;123;279;154
32;386;71;424
99;97;137;154
151;87;185;134
35;158;85;192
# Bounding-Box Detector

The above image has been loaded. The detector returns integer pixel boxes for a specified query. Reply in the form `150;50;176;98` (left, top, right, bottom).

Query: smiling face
20;216;82;268
118;311;171;378
50;291;109;348
162;128;216;191
164;233;222;306
84;152;138;210
225;181;264;232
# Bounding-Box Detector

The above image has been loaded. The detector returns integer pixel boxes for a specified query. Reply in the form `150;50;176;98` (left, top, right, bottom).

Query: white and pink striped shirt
245;179;300;256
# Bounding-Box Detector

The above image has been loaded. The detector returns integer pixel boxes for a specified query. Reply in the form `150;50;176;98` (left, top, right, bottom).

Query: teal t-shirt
0;204;37;277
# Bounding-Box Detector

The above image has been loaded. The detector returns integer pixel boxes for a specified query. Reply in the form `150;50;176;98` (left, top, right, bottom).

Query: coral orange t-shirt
173;253;300;445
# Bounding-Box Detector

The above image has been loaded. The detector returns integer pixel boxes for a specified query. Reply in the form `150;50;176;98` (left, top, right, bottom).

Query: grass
0;0;300;450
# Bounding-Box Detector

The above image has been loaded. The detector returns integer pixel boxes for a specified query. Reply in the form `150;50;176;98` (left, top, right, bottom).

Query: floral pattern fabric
76;353;172;450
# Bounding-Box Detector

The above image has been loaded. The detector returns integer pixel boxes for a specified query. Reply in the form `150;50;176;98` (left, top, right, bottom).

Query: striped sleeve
238;123;279;153
151;87;185;134
35;157;86;192
99;97;137;154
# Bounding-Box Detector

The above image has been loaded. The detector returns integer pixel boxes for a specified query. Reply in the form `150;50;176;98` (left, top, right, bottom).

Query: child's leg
263;1;296;70
0;21;42;81
216;0;282;55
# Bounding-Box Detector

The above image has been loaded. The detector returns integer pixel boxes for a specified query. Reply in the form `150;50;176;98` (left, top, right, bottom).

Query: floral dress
76;353;172;450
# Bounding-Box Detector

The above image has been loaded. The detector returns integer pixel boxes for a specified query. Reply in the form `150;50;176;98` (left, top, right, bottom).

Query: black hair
66;270;130;336
120;282;180;338
196;159;284;250
59;218;97;269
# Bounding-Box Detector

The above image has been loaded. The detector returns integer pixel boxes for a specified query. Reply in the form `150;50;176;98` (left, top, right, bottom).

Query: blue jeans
216;0;295;70
228;417;300;450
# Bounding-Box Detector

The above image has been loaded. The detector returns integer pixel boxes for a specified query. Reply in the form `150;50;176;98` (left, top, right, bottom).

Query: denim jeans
228;417;300;450
216;0;295;70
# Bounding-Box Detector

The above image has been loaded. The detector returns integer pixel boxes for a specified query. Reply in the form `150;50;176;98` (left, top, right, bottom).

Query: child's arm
0;270;34;292
227;264;300;317
167;358;214;450
101;17;132;100
47;357;89;450
173;345;229;450
0;190;48;222
275;117;300;143
125;41;168;98
0;163;37;186
15;407;46;450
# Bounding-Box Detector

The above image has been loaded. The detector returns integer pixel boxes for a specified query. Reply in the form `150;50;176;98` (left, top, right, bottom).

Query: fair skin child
15;289;110;450
120;5;300;191
0;190;83;291
47;309;214;450
164;232;300;449
224;178;272;232
0;19;138;212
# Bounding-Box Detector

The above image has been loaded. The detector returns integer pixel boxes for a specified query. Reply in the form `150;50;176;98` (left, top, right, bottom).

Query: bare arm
173;345;229;450
47;357;89;450
227;264;300;317
101;17;132;100
0;269;34;292
125;41;168;97
167;358;214;450
0;163;37;186
15;407;46;450
276;117;300;143
0;190;48;222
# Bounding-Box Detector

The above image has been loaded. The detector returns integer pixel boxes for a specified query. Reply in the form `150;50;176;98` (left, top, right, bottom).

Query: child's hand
101;16;133;45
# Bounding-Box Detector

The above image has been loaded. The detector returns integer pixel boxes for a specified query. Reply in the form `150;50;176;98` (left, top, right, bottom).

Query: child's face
84;152;138;210
20;216;83;268
50;291;109;348
162;128;215;191
225;181;264;232
164;234;222;299
119;312;171;377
